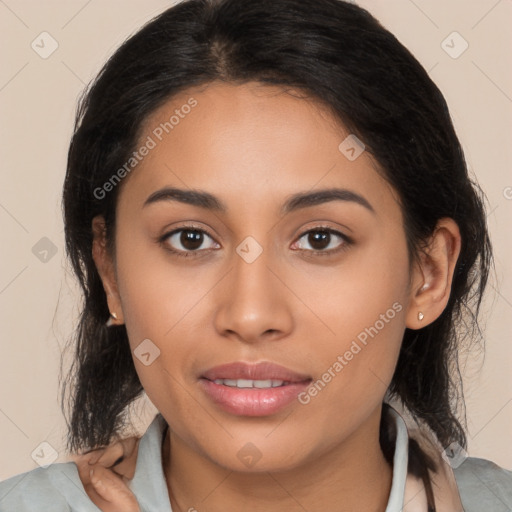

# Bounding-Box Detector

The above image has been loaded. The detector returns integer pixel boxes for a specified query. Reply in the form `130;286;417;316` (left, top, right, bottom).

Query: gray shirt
1;412;511;511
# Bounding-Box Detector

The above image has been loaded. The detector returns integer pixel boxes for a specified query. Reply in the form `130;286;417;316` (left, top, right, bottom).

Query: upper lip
201;362;311;383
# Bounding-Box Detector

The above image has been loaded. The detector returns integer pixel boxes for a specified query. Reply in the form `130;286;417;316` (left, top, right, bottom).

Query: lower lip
199;379;311;416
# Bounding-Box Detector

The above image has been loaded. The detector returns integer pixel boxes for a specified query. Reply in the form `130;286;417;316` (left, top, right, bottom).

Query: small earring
106;311;118;327
418;311;424;321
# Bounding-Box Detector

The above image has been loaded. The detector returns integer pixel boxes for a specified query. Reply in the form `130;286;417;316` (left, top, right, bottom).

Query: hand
73;437;141;512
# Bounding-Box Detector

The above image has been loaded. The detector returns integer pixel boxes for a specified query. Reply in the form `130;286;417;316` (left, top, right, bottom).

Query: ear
405;218;461;330
92;215;124;326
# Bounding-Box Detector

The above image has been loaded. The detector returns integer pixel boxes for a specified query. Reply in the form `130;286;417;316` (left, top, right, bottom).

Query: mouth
206;378;294;388
199;361;312;416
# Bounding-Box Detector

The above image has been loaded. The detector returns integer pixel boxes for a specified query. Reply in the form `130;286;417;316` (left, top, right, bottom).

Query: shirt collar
129;413;172;512
386;407;409;512
130;408;411;511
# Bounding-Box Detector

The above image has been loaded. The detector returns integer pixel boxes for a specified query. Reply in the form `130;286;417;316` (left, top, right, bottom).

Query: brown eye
163;228;219;254
307;231;331;250
293;228;349;253
180;230;204;250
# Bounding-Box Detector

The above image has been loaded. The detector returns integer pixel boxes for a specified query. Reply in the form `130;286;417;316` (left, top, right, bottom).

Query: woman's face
101;81;420;471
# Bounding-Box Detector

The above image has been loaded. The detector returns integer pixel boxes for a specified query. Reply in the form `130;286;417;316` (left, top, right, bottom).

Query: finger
110;438;140;480
72;448;106;467
94;443;125;468
74;436;141;480
89;466;140;512
75;458;126;511
75;455;94;486
88;448;108;466
70;448;101;462
94;437;139;469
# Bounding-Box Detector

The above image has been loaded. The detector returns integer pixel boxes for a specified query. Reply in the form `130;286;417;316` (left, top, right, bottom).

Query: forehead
117;81;401;220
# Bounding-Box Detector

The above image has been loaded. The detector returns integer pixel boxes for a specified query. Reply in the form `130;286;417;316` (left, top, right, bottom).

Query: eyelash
158;224;353;259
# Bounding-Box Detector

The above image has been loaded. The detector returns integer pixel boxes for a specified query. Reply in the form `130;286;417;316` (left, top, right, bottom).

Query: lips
199;362;312;416
201;361;311;383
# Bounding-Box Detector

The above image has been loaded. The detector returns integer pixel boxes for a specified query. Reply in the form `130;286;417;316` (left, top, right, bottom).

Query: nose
213;244;294;345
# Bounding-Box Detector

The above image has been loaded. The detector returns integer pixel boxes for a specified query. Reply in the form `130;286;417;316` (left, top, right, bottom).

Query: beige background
0;0;511;480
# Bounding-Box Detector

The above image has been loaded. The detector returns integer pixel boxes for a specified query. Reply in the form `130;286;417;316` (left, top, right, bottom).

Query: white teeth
212;378;286;388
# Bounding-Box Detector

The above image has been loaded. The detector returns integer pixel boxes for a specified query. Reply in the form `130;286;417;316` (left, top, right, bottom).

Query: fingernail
88;453;102;465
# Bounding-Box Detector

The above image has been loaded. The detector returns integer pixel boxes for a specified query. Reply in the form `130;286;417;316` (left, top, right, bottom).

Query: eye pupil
181;230;203;250
308;231;330;250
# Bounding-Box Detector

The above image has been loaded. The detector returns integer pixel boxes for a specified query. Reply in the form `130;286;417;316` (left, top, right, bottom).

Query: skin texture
73;439;140;512
90;81;461;512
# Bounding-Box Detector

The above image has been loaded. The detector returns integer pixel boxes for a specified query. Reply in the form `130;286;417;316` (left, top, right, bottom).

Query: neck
162;408;393;512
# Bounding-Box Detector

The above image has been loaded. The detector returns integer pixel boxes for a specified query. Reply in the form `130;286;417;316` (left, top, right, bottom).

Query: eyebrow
143;186;375;215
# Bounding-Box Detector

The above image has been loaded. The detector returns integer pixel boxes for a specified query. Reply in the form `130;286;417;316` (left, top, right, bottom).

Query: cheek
112;232;201;404
293;231;409;412
293;227;409;339
114;225;209;341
